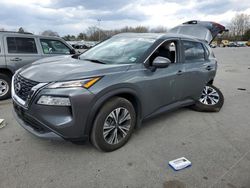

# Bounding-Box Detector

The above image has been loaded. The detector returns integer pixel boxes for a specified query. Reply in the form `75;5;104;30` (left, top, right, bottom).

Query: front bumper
12;87;95;141
13;108;63;140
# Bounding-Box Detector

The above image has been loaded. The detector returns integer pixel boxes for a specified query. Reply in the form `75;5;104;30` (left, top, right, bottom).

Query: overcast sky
0;0;249;36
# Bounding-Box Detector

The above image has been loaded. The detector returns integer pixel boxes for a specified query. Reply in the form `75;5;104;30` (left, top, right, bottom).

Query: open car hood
169;20;228;44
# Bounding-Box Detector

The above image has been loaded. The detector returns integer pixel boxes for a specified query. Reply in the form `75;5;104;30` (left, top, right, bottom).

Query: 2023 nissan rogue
12;21;225;151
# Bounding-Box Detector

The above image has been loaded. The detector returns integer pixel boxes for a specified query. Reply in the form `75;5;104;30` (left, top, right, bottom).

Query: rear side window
183;41;205;62
40;39;70;54
7;37;37;54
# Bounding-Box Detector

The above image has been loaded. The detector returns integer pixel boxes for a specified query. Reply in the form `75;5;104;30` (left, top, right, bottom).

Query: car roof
113;32;204;42
0;31;61;39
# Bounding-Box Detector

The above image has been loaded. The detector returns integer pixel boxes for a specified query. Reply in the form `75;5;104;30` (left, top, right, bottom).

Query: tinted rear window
7;37;37;54
183;41;205;62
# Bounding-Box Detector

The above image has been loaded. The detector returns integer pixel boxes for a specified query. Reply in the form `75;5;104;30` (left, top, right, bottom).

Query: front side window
7;37;37;54
149;41;178;65
40;39;70;54
80;36;156;64
183;41;205;62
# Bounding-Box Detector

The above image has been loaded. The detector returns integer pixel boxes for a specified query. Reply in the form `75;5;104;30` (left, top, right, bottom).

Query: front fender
84;86;142;136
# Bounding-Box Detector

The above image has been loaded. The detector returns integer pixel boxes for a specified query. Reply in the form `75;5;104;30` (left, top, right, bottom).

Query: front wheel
192;84;224;112
0;73;11;100
91;97;136;152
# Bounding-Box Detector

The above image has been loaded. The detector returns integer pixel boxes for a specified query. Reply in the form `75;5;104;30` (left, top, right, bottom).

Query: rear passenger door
4;36;41;71
181;40;212;100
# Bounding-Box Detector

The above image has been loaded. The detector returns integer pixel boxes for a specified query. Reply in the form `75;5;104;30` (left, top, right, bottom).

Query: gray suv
0;31;76;100
12;21;225;151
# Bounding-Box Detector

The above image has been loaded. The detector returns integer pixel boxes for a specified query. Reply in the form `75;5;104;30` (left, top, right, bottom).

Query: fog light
37;96;71;106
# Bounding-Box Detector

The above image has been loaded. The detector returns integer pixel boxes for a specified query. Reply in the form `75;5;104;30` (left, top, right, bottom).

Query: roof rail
183;20;198;24
0;31;33;35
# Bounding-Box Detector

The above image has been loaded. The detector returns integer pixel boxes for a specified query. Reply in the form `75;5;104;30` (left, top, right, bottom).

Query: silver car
12;21;226;151
0;31;76;100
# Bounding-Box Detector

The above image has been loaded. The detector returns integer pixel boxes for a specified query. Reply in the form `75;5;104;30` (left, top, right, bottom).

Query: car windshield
79;36;155;64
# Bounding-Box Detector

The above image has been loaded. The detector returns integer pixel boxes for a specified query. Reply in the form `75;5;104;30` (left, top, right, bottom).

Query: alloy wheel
199;86;220;105
0;79;9;97
103;107;131;145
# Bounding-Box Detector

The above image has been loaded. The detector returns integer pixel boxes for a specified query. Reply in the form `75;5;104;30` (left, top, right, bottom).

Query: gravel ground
0;47;250;188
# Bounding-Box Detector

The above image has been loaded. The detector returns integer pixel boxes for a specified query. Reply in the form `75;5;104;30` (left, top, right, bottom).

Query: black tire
91;97;136;152
0;73;11;100
192;84;224;112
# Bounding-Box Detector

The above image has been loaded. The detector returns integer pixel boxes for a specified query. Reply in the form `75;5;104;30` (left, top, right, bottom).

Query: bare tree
86;26;100;41
243;29;250;41
77;33;87;40
62;35;76;41
61;25;169;42
41;30;59;37
229;13;250;37
133;26;149;33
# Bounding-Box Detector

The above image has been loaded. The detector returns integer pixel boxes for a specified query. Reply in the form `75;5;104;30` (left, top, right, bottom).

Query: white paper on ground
169;157;191;171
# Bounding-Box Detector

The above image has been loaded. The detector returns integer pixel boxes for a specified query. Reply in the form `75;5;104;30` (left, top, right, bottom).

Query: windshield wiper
83;58;106;64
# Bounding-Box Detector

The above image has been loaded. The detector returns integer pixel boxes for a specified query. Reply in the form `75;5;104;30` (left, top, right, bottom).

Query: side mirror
152;56;171;68
71;53;81;59
70;49;76;54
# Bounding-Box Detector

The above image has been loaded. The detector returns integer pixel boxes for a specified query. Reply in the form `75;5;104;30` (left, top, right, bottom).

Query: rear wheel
192;84;224;112
91;97;136;152
0;73;11;100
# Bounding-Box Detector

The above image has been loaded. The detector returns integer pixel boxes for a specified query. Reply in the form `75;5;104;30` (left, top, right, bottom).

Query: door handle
176;70;183;75
206;66;212;71
10;58;22;62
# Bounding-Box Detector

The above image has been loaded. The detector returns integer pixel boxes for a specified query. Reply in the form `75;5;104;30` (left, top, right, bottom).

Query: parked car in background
67;41;99;54
210;43;217;48
246;40;250;47
228;42;239;47
0;31;76;100
237;42;246;47
219;40;229;47
12;20;226;151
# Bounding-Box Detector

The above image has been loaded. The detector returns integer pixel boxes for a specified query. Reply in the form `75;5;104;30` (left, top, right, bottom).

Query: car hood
32;55;72;64
19;56;131;83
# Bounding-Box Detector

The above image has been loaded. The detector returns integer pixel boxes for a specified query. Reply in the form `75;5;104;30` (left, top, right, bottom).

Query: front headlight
47;77;101;89
37;96;71;106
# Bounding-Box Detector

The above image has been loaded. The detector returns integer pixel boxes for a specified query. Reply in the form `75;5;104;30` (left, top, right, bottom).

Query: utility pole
97;19;101;41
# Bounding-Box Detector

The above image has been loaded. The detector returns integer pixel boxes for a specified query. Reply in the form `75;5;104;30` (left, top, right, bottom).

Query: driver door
136;39;185;116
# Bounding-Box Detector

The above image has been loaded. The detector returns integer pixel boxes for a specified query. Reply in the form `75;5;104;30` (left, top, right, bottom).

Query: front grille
14;74;39;102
